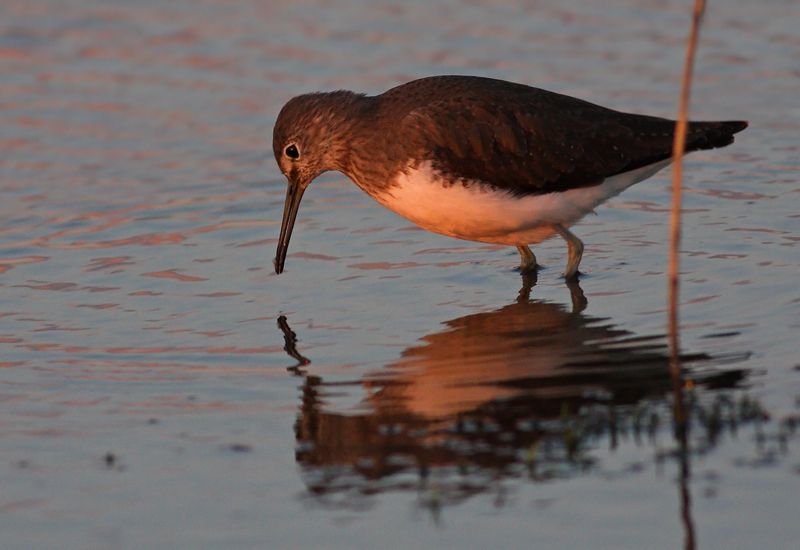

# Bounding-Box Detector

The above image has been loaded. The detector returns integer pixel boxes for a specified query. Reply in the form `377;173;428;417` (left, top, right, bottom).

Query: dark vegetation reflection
279;277;770;522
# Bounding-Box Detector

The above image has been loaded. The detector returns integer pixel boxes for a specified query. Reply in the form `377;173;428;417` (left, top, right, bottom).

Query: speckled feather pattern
273;76;746;201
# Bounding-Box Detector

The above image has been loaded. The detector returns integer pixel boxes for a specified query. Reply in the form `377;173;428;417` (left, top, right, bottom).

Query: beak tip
276;181;305;278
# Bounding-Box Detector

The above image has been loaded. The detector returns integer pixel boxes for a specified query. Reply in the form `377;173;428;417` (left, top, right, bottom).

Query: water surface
1;0;798;548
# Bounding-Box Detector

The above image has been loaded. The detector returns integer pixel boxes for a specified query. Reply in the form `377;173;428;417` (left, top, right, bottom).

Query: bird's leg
554;225;584;279
516;245;537;273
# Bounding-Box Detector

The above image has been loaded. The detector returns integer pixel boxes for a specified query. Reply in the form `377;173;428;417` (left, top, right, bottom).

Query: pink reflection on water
693;188;775;201
18;341;281;356
142;270;208;282
349;260;471;271
12;282;119;293
84;256;135;273
73;303;118;310
0;256;48;274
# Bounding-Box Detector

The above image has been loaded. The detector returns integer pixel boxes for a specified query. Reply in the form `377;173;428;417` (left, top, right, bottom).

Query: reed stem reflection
671;353;695;550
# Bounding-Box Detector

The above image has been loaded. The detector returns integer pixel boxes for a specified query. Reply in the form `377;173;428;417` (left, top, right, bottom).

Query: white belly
371;160;670;245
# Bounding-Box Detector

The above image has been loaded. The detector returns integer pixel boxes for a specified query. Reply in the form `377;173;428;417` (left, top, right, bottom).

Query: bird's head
272;91;364;274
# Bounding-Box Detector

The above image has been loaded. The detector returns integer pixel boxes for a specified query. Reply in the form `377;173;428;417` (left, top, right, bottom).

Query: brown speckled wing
395;77;746;196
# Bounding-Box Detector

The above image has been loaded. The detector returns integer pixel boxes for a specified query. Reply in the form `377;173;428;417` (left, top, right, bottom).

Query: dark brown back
379;76;746;196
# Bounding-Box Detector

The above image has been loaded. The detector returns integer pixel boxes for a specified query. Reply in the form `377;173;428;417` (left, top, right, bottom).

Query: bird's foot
519;264;539;276
516;245;538;274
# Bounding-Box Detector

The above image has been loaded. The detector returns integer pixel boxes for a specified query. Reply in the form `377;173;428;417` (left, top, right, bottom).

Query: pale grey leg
554;225;584;279
516;245;537;273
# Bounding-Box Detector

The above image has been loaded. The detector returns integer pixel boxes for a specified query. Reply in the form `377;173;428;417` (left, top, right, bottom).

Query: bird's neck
318;93;378;173
325;95;404;196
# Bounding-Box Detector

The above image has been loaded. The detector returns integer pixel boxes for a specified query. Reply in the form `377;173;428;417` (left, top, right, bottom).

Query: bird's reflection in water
281;276;755;514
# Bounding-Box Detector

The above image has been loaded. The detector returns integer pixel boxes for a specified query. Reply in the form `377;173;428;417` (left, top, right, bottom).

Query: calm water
1;0;798;548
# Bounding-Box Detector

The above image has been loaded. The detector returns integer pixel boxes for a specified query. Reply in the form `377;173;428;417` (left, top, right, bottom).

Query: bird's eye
284;144;300;159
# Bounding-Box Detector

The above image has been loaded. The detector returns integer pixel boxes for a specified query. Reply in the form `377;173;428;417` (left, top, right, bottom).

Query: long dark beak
274;180;306;274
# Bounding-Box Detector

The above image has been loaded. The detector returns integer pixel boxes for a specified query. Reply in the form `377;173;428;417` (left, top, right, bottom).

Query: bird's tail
686;120;748;151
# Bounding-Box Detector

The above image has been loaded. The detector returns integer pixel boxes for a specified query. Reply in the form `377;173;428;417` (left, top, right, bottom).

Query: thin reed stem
669;0;706;379
669;2;706;550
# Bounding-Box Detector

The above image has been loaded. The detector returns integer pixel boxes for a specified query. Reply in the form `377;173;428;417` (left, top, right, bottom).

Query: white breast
370;160;670;245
